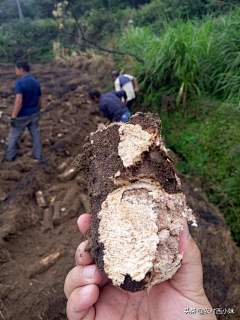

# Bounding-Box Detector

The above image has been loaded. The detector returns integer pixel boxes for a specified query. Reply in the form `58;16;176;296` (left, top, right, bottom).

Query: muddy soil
0;62;239;320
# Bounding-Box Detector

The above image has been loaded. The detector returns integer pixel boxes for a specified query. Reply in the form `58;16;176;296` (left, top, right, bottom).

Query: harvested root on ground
36;191;47;208
79;192;90;213
52;201;61;226
0;170;22;181
61;198;80;222
58;165;78;182
80;112;197;292
60;184;79;208
28;252;61;278
75;175;87;189
43;207;54;231
56;157;73;173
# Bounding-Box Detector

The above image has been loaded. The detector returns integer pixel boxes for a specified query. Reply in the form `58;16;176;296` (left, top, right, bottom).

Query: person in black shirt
89;89;131;123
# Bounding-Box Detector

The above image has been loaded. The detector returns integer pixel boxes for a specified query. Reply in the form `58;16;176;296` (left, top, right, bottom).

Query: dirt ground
0;61;239;320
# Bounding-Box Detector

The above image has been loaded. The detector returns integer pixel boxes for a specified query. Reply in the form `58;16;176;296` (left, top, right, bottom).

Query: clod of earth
79;112;197;292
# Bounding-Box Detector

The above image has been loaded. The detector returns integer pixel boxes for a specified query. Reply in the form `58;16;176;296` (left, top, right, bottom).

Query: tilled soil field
0;63;239;320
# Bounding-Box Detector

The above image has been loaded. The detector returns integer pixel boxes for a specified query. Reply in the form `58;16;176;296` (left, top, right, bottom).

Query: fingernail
82;265;97;279
183;219;191;241
80;285;92;296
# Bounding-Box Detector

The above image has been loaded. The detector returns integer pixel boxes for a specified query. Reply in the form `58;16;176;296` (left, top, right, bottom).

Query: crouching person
5;61;43;162
89;89;131;123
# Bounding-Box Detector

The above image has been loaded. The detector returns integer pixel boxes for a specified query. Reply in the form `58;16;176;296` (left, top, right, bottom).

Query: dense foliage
117;10;240;105
115;7;240;243
161;102;240;243
0;19;58;62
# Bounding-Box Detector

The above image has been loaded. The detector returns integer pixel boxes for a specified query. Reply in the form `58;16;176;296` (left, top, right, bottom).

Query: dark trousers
5;113;42;161
126;99;134;111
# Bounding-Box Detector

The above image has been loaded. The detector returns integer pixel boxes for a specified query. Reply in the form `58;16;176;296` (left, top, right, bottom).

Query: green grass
115;8;240;244
160;99;240;244
116;8;240;106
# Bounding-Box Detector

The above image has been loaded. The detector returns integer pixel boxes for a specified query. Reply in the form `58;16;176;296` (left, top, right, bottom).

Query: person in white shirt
112;71;139;111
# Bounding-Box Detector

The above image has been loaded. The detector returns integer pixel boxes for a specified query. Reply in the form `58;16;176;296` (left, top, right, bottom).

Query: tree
16;0;24;20
52;0;144;62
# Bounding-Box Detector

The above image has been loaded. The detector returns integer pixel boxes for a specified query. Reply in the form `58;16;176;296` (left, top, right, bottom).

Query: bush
0;18;58;62
132;1;167;33
134;0;232;23
81;7;132;44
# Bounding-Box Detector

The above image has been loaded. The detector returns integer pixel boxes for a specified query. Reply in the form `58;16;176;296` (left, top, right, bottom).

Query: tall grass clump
208;10;240;103
116;7;240;243
117;8;240;107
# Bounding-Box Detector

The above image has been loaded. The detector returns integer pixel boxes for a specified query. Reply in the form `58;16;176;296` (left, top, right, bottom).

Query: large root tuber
80;112;197;292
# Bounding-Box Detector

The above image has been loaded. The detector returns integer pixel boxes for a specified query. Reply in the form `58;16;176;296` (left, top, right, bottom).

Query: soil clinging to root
0;63;239;319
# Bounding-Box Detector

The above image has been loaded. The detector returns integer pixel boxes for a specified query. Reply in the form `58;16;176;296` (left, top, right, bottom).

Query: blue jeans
118;109;131;123
5;113;42;161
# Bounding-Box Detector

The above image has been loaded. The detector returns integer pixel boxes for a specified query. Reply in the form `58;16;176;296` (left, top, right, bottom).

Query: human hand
135;86;139;93
10;118;17;128
64;214;216;320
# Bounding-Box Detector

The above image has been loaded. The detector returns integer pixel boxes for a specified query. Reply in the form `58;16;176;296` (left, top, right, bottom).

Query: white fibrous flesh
97;121;197;289
118;124;160;168
98;180;197;288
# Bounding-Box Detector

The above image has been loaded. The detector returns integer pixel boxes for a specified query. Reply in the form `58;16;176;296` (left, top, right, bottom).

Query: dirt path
0;63;239;320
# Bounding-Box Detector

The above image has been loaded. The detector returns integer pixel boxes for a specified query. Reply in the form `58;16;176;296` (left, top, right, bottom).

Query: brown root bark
79;192;90;213
43;207;54;232
28;252;61;278
60;184;79;208
35;191;47;208
56;157;73;174
52;201;61;226
57;165;78;182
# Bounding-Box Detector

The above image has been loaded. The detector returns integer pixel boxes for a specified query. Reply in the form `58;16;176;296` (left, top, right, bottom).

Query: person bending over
5;61;42;162
112;71;139;111
89;89;131;123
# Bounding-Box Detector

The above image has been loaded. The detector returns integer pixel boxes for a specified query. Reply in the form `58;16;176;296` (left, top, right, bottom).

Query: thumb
170;219;204;296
